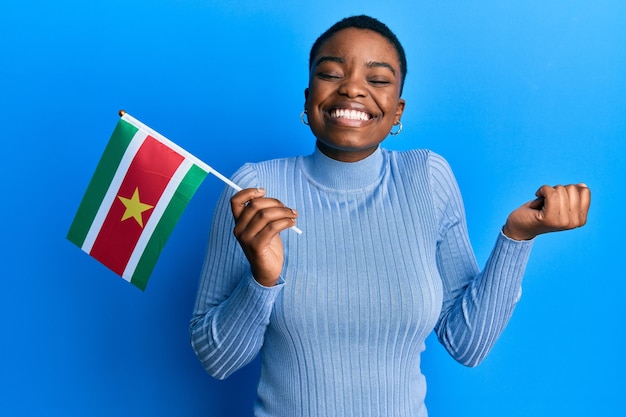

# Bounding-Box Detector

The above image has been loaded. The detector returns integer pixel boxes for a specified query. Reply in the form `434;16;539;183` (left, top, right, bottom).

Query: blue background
1;1;624;415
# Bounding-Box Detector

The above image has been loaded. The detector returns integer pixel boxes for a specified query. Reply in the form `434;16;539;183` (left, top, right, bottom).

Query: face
305;28;406;162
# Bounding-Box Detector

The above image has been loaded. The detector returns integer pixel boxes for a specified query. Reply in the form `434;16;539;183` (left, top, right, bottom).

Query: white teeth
330;109;370;121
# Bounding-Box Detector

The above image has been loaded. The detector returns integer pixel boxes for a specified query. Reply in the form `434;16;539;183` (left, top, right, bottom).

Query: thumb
528;197;545;210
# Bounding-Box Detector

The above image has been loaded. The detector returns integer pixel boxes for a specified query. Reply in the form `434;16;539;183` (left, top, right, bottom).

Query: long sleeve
190;147;535;417
429;153;533;367
189;165;284;380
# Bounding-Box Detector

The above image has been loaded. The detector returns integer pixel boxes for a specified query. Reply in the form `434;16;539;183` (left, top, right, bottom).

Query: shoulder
383;148;454;179
230;155;301;189
384;148;462;214
383;147;430;164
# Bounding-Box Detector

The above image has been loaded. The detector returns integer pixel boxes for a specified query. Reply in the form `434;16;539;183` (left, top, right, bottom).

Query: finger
564;184;581;228
230;188;266;220
535;184;551;199
538;185;568;228
246;216;299;246
234;196;293;232
532;185;549;215
554;185;570;229
236;205;298;241
534;185;557;218
578;184;591;226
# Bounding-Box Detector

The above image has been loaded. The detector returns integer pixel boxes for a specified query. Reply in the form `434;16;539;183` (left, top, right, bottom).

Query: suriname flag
67;111;212;290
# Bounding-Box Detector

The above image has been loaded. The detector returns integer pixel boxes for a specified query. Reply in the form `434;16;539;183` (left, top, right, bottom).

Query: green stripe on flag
67;120;139;247
130;164;209;290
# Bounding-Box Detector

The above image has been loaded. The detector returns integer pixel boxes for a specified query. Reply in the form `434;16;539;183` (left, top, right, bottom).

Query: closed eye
317;72;342;80
369;79;391;86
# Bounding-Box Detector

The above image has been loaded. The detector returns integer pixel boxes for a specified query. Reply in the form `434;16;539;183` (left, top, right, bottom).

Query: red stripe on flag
89;135;185;276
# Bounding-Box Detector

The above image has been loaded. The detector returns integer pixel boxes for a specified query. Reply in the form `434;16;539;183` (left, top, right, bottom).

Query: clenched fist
503;184;591;241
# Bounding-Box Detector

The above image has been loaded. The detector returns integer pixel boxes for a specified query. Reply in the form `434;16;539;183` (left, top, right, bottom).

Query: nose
337;74;367;98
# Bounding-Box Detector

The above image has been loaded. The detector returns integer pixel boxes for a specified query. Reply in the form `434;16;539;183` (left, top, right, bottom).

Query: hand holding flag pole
68;111;301;291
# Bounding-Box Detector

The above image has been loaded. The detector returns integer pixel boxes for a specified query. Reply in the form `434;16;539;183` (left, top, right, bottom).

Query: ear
394;98;406;123
303;88;309;108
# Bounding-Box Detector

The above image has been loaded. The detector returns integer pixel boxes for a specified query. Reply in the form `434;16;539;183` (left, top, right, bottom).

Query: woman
190;15;590;417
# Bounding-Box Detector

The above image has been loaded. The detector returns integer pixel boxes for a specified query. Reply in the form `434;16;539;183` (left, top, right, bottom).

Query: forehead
314;28;400;67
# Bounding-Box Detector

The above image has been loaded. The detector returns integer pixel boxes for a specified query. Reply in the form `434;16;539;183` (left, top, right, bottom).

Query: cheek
381;92;400;110
305;85;328;110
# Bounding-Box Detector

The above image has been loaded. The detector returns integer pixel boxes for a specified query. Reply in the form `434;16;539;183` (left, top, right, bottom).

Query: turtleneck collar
301;145;386;191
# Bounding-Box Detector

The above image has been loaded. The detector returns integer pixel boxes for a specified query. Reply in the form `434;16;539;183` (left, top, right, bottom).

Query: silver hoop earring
389;121;403;136
300;110;309;125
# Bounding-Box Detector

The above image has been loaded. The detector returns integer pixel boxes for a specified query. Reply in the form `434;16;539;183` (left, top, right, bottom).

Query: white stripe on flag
121;112;243;193
122;158;194;281
82;130;149;254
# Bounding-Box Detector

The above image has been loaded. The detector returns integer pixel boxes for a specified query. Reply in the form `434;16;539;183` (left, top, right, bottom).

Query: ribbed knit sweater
190;146;533;417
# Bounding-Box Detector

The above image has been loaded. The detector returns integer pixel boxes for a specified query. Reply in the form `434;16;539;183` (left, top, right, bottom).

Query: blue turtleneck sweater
190;146;533;417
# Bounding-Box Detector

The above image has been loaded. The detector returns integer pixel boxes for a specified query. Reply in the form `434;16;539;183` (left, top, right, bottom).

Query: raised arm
430;154;533;366
431;154;591;367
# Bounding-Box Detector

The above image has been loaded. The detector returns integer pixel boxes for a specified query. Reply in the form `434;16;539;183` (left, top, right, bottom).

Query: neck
315;140;379;163
302;144;385;191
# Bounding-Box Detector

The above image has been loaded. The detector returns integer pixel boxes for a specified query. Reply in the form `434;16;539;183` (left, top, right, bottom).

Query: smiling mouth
329;108;372;121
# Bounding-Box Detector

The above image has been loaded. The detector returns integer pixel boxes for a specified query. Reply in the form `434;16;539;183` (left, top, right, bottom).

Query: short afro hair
308;15;407;94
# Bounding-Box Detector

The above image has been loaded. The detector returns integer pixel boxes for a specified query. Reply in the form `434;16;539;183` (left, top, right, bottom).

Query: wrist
255;279;279;288
502;224;536;241
252;271;280;288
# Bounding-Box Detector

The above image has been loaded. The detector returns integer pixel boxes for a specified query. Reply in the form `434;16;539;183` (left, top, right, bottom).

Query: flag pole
118;110;302;235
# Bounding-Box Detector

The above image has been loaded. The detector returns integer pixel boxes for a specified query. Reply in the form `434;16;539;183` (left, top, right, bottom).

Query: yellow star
118;187;154;228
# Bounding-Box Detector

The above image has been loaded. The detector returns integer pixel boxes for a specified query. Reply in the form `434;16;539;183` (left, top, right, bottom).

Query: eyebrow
366;61;396;77
315;56;345;66
314;56;397;77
